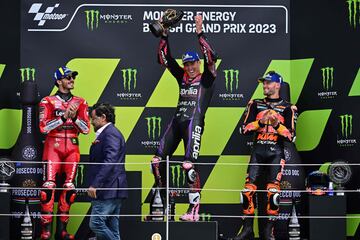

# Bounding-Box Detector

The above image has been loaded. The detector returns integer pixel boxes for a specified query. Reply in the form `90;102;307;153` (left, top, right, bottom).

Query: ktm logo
257;133;278;141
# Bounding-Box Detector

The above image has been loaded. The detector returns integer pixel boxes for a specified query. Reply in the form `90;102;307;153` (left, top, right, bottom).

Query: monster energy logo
145;116;161;140
74;164;84;187
321;67;334;91
200;213;211;221
339;114;353;138
19;68;35;82
85;10;99;30
347;0;360;28
121;68;137;91
223;69;239;92
170;165;186;187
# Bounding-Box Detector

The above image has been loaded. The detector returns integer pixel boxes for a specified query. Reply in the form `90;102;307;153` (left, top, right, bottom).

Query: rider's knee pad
266;183;280;216
240;183;257;215
182;161;197;184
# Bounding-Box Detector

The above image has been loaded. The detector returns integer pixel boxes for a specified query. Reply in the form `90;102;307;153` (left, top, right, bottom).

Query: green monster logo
339;114;353;138
170;165;186;187
145;116;161;140
19;68;35;81
85;10;100;30
74;164;84;187
346;0;360;28
223;69;239;92
321;67;334;91
200;213;211;221
121;68;137;92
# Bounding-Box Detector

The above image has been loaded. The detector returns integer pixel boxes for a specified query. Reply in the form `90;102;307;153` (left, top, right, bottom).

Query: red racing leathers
39;91;90;239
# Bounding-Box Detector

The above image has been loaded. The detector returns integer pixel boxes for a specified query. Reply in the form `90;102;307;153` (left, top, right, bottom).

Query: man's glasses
65;75;76;80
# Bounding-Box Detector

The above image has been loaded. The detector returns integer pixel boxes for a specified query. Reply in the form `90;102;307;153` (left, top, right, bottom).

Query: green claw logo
170;165;186;187
74;164;84;187
200;213;211;221
145;116;161;140
223;69;239;92
19;67;36;82
121;68;137;92
339;114;353;138
85;10;100;30
321;67;334;91
346;0;360;28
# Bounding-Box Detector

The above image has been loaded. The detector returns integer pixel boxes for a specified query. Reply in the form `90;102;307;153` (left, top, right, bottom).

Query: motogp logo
28;3;68;26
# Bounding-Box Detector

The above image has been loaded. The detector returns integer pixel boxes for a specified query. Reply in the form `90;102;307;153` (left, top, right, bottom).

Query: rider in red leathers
39;66;90;240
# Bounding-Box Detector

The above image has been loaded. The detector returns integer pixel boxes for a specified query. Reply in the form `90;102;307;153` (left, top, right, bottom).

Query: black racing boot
233;217;255;240
261;219;275;240
55;218;74;240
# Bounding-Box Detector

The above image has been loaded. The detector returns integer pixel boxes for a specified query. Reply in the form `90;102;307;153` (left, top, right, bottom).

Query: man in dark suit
87;103;128;240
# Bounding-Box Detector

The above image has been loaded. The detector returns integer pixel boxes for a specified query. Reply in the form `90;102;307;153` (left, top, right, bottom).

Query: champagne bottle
150;188;164;221
288;201;300;240
21;198;33;240
11;68;42;239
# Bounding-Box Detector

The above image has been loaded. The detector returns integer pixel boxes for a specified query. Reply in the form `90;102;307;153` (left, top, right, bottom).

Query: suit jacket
87;123;128;200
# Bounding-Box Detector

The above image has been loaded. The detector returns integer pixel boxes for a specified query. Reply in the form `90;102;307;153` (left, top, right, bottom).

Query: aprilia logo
192;126;202;159
223;69;239;92
121;68;137;92
145;117;162;140
20;68;36;81
28;3;67;26
321;67;334;91
339;114;353;138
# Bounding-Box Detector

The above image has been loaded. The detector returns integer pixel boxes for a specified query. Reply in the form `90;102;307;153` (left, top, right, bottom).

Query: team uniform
39;91;90;239
151;32;217;221
236;96;297;240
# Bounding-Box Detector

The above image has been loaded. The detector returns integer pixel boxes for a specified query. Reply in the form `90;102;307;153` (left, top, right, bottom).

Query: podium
121;221;218;240
308;195;346;240
0;190;10;240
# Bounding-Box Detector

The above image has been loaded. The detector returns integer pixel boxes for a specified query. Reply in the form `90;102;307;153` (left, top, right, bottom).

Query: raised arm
158;34;184;83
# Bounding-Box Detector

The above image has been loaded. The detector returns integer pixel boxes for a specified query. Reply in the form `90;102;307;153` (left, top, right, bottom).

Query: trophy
0;157;16;193
328;160;352;196
150;9;184;37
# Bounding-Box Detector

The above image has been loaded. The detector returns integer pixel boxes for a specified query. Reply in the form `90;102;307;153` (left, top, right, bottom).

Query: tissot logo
28;3;67;26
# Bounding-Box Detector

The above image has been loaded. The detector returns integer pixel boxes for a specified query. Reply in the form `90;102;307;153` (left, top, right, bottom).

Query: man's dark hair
91;103;115;124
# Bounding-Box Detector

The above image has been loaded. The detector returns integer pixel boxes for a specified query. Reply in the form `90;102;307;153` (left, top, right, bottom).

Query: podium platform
121;221;218;240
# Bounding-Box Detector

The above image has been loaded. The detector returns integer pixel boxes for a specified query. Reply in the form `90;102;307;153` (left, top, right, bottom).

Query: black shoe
233;217;255;240
261;219;275;240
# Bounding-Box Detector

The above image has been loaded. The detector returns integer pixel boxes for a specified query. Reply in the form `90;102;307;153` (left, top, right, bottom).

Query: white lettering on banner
143;11;236;22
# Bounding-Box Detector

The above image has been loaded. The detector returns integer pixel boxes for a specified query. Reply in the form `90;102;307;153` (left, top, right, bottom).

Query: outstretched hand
195;14;203;34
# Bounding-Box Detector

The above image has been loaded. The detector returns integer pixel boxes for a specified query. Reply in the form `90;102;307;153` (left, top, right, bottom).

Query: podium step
121;221;218;240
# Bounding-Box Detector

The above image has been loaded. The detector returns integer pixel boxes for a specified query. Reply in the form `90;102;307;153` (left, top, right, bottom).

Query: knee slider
182;161;197;184
63;183;76;205
40;181;56;203
267;183;280;215
240;183;257;215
